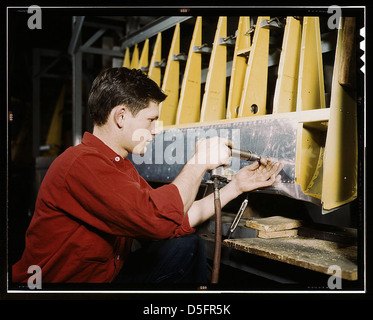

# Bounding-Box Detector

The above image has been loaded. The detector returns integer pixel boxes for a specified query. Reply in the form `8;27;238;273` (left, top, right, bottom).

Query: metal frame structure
32;48;70;158
68;16;124;146
68;16;192;146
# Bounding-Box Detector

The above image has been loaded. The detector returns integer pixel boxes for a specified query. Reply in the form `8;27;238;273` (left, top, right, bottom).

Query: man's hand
189;136;232;170
231;157;284;194
187;156;284;228
172;137;232;214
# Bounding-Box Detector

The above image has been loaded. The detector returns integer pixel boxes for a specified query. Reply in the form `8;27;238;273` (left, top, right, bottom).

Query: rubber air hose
211;178;222;284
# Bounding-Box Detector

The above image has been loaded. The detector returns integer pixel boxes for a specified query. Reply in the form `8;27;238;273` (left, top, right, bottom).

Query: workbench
224;236;357;281
198;212;358;287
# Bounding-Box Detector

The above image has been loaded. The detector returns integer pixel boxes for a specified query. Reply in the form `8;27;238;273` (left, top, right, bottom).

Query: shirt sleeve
60;151;195;239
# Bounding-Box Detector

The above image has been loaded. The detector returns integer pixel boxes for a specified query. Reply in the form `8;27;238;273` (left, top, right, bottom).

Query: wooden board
257;229;298;239
210;214;299;239
246;216;302;232
224;236;357;280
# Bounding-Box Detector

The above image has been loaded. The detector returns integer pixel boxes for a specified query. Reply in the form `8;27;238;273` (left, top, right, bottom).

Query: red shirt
12;132;194;283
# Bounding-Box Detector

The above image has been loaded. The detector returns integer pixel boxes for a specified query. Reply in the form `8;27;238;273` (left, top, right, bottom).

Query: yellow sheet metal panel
130;44;139;69
322;17;357;211
295;125;325;199
296;17;325;111
304;145;324;200
273;17;302;113
148;33;162;86
122;47;130;68
238;16;270;117
200;16;227;122
176;17;202;124
159;24;180;126
138;39;149;73
226;16;250;119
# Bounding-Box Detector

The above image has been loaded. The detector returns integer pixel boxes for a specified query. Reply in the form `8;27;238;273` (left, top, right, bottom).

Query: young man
12;67;282;284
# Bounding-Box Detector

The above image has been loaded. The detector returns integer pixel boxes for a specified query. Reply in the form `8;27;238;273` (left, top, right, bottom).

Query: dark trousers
113;234;207;284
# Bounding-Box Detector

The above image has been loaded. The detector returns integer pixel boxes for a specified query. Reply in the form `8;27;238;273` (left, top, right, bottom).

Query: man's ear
113;105;127;128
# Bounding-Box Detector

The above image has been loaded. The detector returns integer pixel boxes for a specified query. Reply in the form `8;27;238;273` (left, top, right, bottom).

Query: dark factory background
8;9;70;266
7;9;139;266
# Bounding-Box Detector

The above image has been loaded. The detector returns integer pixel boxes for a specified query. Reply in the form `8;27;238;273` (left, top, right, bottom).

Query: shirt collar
81;132;123;163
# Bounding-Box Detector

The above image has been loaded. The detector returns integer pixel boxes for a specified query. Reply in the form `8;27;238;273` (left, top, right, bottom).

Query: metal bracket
218;35;236;46
210;167;235;182
259;17;285;30
193;44;212;54
153;58;167;68
172;53;188;61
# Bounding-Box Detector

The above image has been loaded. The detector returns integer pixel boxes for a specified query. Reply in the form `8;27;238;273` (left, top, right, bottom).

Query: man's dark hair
88;67;167;126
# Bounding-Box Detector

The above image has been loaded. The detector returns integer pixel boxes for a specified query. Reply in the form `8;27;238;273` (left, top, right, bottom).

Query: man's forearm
171;158;207;214
187;181;241;227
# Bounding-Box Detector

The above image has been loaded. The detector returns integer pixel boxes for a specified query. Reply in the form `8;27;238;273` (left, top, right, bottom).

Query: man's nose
151;120;162;135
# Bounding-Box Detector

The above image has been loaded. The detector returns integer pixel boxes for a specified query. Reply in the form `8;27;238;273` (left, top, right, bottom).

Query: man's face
123;101;160;155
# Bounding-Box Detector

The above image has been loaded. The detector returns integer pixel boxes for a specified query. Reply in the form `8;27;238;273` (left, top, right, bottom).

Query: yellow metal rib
238;16;270;117
176;17;202;124
159;24;181;126
200;16;227;122
148;33;162;86
322;17;357;211
43;86;66;157
226;16;251;119
294;17;327;203
273;17;302;113
122;47;130;68
138;39;149;73
130;44;139;69
296;17;325;111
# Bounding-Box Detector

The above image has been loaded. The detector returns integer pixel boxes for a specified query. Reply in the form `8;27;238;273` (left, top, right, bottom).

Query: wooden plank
258;229;298;239
338;17;356;87
209;214;298;239
224;237;358;280
246;216;303;232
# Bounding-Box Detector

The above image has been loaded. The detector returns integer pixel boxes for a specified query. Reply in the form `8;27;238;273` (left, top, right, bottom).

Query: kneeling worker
12;67;282;284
